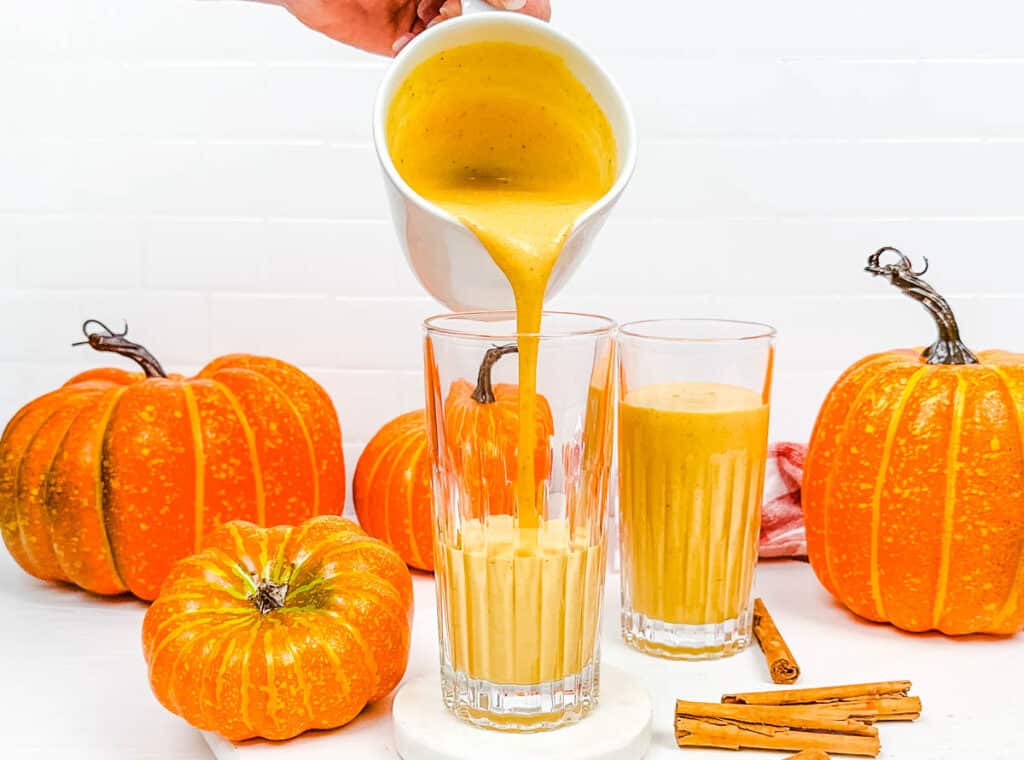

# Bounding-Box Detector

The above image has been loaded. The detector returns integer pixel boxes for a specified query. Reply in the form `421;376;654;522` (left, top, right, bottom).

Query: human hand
275;0;552;56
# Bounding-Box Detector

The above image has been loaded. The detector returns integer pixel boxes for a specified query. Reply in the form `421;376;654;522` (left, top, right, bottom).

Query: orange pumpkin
804;249;1024;635
142;516;412;741
354;346;554;568
354;410;434;572
0;321;345;600
442;344;554;516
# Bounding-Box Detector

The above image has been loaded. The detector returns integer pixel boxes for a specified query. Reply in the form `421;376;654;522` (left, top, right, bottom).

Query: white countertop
2;550;1021;759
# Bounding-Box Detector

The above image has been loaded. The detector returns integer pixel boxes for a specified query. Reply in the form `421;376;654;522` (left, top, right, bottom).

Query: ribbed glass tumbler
423;311;616;731
617;319;775;660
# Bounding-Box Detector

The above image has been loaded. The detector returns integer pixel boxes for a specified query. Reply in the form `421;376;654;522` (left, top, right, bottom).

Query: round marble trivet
392;665;652;760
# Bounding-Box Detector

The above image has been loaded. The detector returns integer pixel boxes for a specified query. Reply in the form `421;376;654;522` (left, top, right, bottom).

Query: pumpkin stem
865;248;979;366
248;576;289;615
470;343;519;404
72;319;168;378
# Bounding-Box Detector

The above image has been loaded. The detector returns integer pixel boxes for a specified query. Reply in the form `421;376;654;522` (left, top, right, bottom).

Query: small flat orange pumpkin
354;410;434;571
142;516;413;741
442;344;554;517
355;346;555;566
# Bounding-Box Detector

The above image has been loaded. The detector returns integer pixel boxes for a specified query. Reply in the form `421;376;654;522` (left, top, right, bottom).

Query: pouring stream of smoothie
387;40;616;530
387;41;616;688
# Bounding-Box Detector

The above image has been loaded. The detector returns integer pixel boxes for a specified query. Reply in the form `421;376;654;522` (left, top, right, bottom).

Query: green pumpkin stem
866;248;979;366
73;319;167;378
470;343;519;404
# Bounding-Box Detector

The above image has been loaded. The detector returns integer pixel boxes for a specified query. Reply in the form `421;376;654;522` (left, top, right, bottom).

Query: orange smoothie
439;516;604;685
387;41;616;684
619;381;769;646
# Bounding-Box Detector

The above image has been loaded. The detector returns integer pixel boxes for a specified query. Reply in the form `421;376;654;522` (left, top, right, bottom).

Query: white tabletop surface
2;549;1022;759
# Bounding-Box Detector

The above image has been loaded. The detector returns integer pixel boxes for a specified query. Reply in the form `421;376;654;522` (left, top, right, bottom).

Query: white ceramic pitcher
372;0;637;312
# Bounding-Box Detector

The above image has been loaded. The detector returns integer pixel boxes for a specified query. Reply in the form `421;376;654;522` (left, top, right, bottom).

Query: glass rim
424;310;617;340
618;318;777;344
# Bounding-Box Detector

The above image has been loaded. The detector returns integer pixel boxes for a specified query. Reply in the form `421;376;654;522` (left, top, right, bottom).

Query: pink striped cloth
759;442;808;559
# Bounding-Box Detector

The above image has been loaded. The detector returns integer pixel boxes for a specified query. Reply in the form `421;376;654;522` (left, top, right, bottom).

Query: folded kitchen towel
759;442;808;559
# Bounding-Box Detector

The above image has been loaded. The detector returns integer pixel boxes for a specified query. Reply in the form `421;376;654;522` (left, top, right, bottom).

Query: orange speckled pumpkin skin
804;347;1024;636
443;378;554;517
354;411;434;572
142;517;412;741
0;353;345;600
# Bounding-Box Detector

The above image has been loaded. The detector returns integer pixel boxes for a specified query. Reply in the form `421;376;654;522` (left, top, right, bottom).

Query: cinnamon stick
725;681;911;705
722;681;921;722
675;700;880;756
753;597;800;684
784;751;831;760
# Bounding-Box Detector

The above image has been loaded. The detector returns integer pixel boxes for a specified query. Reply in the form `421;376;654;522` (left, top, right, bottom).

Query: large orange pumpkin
804;249;1024;635
354;410;434;572
142;516;412;741
442;344;554;517
353;346;554;569
0;321;345;600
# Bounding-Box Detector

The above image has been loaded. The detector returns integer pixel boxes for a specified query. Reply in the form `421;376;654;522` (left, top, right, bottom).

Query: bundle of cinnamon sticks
675;681;921;756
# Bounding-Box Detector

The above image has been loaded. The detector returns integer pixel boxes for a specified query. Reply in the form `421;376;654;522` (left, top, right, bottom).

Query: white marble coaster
392;665;653;760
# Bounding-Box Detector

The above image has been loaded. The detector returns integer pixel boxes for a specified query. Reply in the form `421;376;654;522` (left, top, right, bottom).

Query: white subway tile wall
2;1;1023;515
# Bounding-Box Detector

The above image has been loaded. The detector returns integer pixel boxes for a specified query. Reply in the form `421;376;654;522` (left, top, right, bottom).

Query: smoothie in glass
617;343;773;660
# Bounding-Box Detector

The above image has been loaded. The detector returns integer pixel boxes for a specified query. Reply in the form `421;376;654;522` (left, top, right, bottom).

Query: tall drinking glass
424;311;616;731
617;319;775;660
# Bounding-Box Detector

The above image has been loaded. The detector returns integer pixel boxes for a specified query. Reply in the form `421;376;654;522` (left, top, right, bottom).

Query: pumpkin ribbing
143;517;413;741
354;410;433;571
354;345;555;569
804;252;1024;635
0;322;345;600
444;344;554;518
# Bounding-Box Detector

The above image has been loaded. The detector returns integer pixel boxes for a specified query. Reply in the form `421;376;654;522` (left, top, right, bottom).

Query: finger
393;14;428;55
392;32;416;54
395;0;446;54
417;0;444;21
397;0;550;55
438;0;461;20
425;1;460;31
521;0;551;20
483;0;550;20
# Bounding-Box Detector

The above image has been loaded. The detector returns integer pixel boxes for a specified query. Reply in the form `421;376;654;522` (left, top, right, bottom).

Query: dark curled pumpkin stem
471;343;519;404
247;563;295;614
866;247;979;366
248;577;289;615
72;319;167;378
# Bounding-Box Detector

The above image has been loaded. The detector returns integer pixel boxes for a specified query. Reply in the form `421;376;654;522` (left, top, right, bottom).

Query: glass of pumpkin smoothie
424;312;616;731
617;319;775;660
